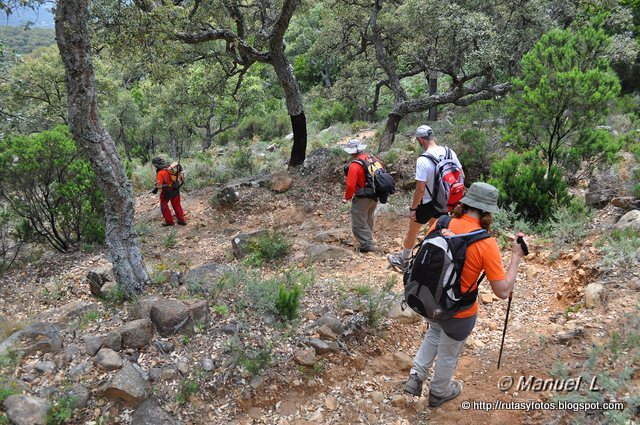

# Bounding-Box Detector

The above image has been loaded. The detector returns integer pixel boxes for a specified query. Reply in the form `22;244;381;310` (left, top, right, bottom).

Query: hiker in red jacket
151;156;186;226
343;139;379;253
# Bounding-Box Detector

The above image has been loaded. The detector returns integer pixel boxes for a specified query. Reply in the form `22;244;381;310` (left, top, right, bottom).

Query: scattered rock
96;348;123;371
270;171;294;193
84;335;104;356
247;407;263;420
119;319;154;349
472;339;486;349
390;394;405;407
488;322;498;331
101;363;149;407
324;395;338;411
221;323;237;335
316;324;337;341
2;394;47;425
150;299;191;337
630;278;640;291
316;313;344;335
34;361;56;374
131;399;177;425
201;358;214;372
250;376;265;392
87;265;115;298
370;391;385;404
555;328;585;344
68;361;92;381
177;361;189;375
611;196;635;210
393;352;414;371
232;231;268;259
313;229;350;243
388;303;422;324
293;348;317;367
480;294;493;304
308;338;337;355
217;187;239;206
160;367;178;381
155;341;175;353
615;210;640;232
306;244;353;263
584;282;604;308
59;344;81;364
104;331;122;351
66;385;91;409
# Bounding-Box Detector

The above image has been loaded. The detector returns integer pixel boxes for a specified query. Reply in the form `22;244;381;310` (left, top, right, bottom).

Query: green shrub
78;311;101;329
597;228;640;270
351;121;369;133
238;344;272;377
176;378;199;404
540;200;593;248
489;151;571;223
275;285;302;321
235;112;290;141
228;145;256;178
46;396;75;425
0;126;105;252
491;203;535;236
163;230;177;248
455;128;495;182
243;232;290;266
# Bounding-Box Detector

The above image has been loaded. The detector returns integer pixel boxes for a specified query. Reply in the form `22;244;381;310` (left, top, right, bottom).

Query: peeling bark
55;0;150;297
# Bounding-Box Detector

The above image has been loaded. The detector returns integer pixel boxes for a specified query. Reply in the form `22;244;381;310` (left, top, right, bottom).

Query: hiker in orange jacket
343;139;379;253
151;156;186;226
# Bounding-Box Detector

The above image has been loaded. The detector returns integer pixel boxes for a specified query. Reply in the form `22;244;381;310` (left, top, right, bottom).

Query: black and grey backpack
403;215;489;320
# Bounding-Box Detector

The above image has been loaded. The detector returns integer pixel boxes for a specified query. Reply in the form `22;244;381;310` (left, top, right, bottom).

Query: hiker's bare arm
489;239;525;299
411;181;426;209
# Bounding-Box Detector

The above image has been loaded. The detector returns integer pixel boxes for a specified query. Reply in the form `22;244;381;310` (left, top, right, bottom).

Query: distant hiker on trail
387;125;464;271
151;156;186;227
402;182;526;407
342;139;383;253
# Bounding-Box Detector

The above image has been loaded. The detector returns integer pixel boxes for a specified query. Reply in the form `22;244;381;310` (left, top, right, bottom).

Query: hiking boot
387;253;409;272
357;245;375;253
177;221;187;226
428;380;462;407
161;222;175;227
403;373;423;397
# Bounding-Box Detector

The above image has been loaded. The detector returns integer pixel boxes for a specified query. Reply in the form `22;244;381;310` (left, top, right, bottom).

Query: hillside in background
0;26;55;55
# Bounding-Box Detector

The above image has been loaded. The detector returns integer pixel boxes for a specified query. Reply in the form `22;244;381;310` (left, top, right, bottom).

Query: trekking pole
497;232;528;370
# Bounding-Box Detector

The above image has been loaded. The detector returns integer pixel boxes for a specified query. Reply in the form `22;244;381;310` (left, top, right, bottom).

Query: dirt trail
141;181;588;424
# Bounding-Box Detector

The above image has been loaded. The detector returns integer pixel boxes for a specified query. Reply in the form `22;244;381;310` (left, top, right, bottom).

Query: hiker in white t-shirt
387;125;463;271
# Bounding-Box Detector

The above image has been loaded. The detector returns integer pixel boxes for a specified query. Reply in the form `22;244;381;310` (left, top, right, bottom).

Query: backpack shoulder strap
420;152;440;165
444;147;452;160
435;214;452;230
461;230;490;246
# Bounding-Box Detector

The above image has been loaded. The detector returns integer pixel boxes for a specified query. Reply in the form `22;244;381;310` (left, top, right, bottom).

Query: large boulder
585;170;620;208
184;264;233;295
118;319;153;349
216;187;239;206
313;229;351;244
131;399;178;425
129;295;163;320
388;303;422;324
0;322;63;356
86;265;115;297
101;363;149;407
269;171;293;193
183;300;210;325
614;210;640;232
306;244;353;263
231;231;268;259
2;395;47;425
150;299;191;337
584;282;604;308
96;348;124;371
57;301;99;324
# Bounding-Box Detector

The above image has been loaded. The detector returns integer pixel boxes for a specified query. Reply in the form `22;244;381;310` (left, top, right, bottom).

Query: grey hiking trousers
350;197;377;250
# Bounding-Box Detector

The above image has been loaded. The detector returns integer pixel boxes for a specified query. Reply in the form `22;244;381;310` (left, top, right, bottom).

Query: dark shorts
416;201;446;225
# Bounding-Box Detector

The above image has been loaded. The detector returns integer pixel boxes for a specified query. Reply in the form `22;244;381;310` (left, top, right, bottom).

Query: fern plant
275;284;301;321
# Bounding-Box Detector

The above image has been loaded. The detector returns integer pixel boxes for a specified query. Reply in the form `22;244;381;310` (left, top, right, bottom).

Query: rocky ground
0;150;639;425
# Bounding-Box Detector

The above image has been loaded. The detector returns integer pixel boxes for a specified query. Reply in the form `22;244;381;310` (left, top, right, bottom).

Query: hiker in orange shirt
403;182;525;407
151;156;186;226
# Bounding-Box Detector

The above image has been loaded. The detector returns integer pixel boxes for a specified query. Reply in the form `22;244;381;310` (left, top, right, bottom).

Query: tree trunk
55;0;150;297
202;120;213;151
169;128;178;159
270;50;307;167
118;119;132;161
427;70;438;121
378;113;403;153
